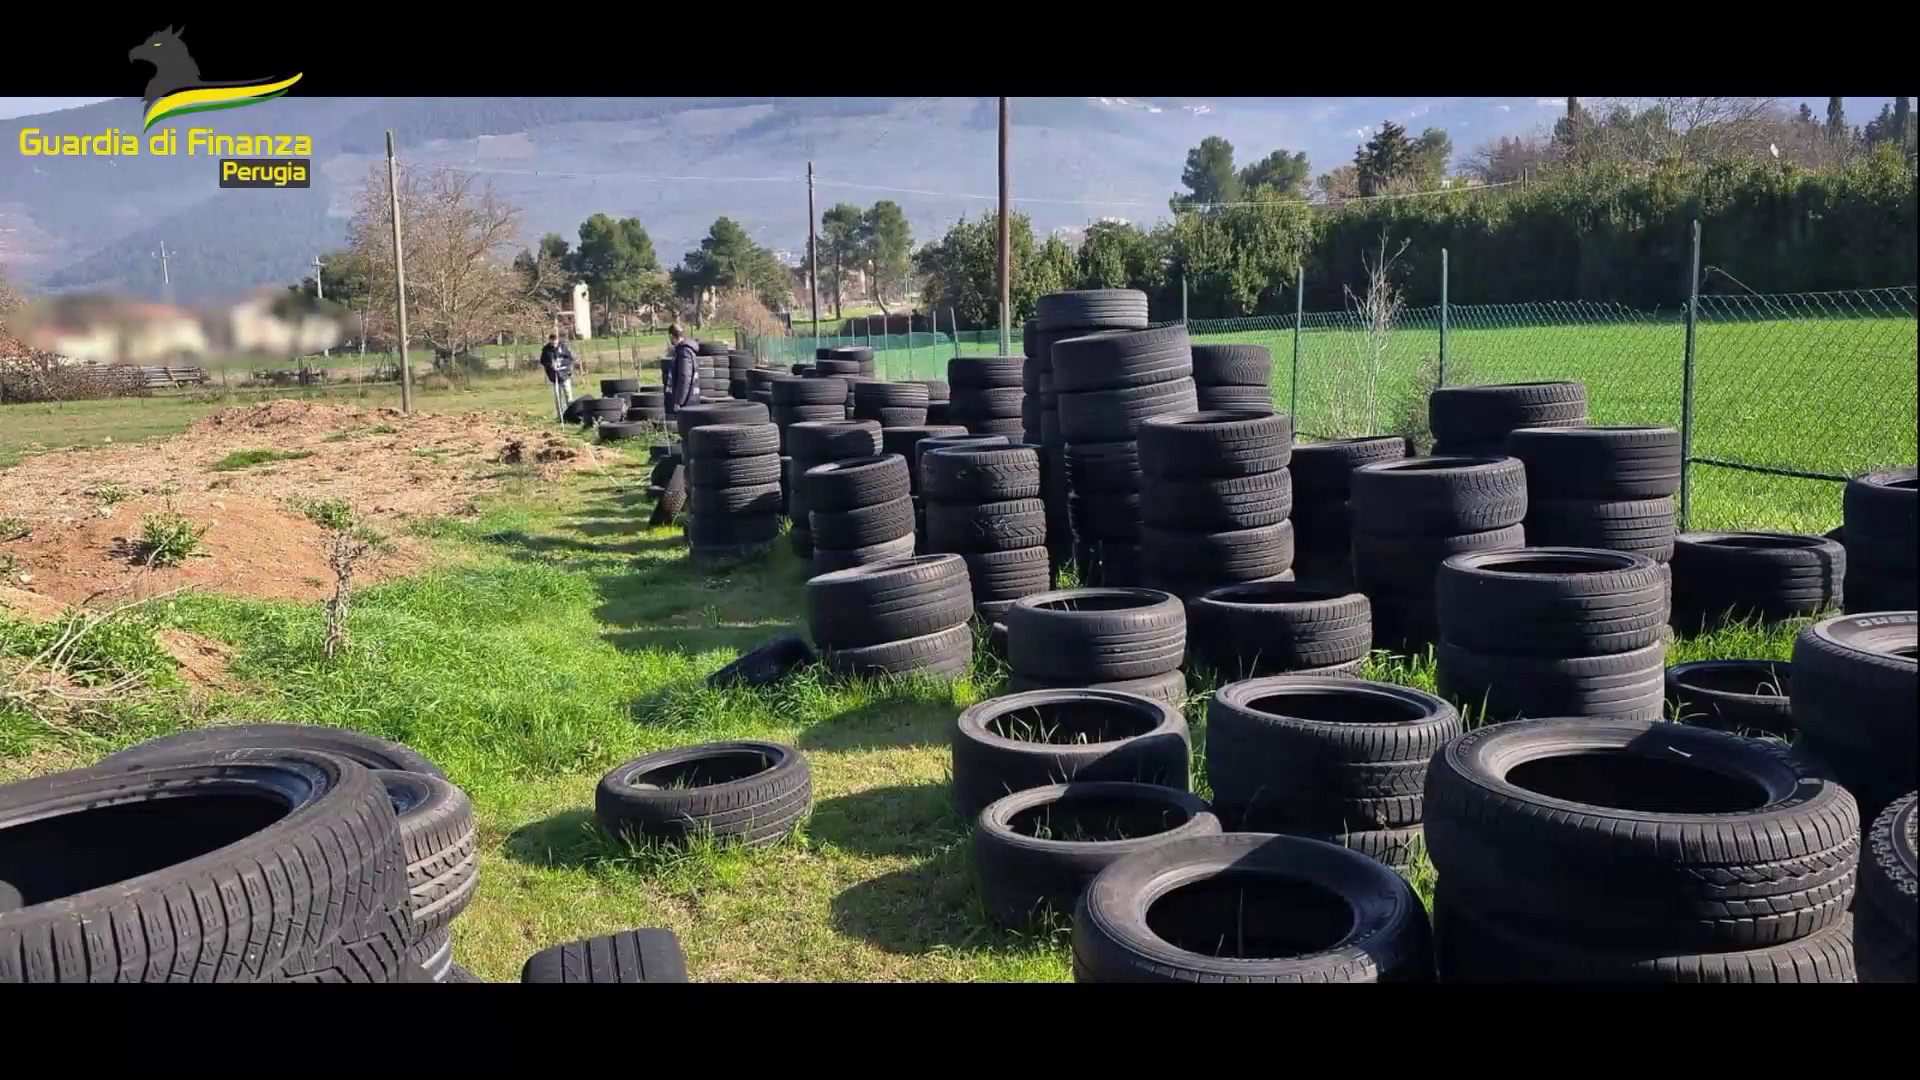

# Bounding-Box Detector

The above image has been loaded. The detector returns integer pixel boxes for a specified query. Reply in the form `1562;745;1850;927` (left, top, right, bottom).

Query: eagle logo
129;26;303;132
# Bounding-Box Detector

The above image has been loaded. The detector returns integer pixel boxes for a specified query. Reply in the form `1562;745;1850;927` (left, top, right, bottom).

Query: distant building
571;283;592;340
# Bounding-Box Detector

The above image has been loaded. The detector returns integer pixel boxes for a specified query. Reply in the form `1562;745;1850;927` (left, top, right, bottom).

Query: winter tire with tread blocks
520;928;689;984
373;770;477;973
595;741;811;849
1856;791;1918;983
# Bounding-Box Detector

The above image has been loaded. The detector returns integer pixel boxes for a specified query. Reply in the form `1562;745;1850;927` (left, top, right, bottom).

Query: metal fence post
1438;248;1450;387
1290;262;1304;422
1678;219;1702;532
1181;268;1189;326
949;308;959;360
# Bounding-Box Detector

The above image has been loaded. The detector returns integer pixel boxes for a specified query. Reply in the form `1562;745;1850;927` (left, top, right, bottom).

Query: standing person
540;333;576;421
665;324;701;413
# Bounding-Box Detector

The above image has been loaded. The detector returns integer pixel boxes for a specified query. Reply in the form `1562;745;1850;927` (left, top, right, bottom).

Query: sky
0;96;115;120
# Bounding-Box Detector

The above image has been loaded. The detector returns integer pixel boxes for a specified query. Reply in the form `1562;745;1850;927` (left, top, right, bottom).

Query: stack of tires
784;420;881;561
1055;326;1199;587
951;687;1192;818
1858;793;1918;983
695;341;729;401
806;554;975;680
880;425;970;550
1190;343;1274;412
804;453;918;573
725;350;758;400
1349;456;1529;650
20;723;481;984
685;421;783;560
601;376;641;400
1841;468;1917;613
1188;582;1373;679
1428;380;1588;456
1137;410;1295;600
1508;425;1682;562
745;368;788;410
913;380;953;425
1206;677;1459;869
771;376;849;452
1427;717;1860;983
924;443;1051;620
1002;587;1188;705
1669;531;1845;632
852;381;929;428
597;739;811;849
577;396;628;429
625;385;667;424
1790;610;1917;825
1434;548;1670;723
1288;436;1408;588
817;345;876;376
948;356;1027;438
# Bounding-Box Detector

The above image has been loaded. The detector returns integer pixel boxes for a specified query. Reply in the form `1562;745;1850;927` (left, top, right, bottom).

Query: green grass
0;418;1828;981
210;448;317;471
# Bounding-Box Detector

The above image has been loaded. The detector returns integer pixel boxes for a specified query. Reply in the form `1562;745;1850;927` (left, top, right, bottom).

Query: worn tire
1138;411;1292;479
684;511;780;548
1428;381;1587;448
923;446;1042;503
690;482;784;519
823;621;973;680
1525;497;1676;562
1140;471;1292;531
1070;832;1434;983
519;928;689;984
1036;289;1150;331
100;722;446;779
1050;327;1194;393
1425;716;1859;951
1004;588;1186;683
1352;524;1528;598
802;454;911;513
961;546;1052;604
810;532;918;574
689;453;782;489
1857;792;1919;983
974;783;1221;927
1435;547;1668;656
1189;343;1273;387
1665;660;1794;736
1506;425;1683;500
808;495;915;550
1351;456;1528;537
1670;531;1846;630
1188;583;1372;676
707;634;817;690
595;741;811;848
806;555;972;649
926;498;1048;554
686;422;780;459
1291;437;1409;500
1789;611;1917;791
772;378;848;407
1141;522;1295;588
1436;637;1667;722
1004;668;1189;706
951;688;1190;818
1057;379;1199;444
374;771;478;959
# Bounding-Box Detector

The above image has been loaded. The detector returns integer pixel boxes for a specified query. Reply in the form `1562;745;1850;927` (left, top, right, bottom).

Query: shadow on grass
603;621;803;658
476;528;671;558
807;782;964;858
797;699;959;753
827;845;994;956
504;807;616;871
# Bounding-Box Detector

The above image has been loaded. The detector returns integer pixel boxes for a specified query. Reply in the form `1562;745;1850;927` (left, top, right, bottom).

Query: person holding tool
540;333;576;422
665;324;701;413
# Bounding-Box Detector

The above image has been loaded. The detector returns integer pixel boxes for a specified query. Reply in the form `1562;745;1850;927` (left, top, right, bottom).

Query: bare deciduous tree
1328;232;1411;437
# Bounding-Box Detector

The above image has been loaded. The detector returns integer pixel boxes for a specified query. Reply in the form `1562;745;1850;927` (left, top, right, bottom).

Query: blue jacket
667;339;700;408
540;341;574;382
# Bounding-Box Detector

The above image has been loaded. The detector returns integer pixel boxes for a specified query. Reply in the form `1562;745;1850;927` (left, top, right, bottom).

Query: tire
852;380;930;410
1058;379;1199;444
1669;531;1846;630
772;378;848;406
1857;792;1918;983
1188;583;1372;675
801;454;911;513
948;384;1027;417
707;634;817;689
374;771;478;956
1290;437;1409;500
674;401;770;445
1070;832;1434;983
686;422;780;459
1505;425;1683;500
810;532;918;575
949;356;1026;388
822;345;874;365
1351;456;1528;537
926;498;1048;553
1140;471;1293;531
1050;327;1194;393
912;434;1012;482
786;420;881;460
626;407;667;423
689;453;782;489
1434;895;1855;983
1352;524;1528;597
1290;496;1352;554
696;341;729;356
1844;468;1918;570
1004;587;1186;683
597;421;646;442
1436;637;1667;722
1036;289;1150;331
1068;490;1141;541
1004;668;1189;706
974;783;1221;927
1525;497;1676;562
1206;676;1459;829
601;377;641;396
1137;411;1293;479
789;524;813;560
1190;343;1273;387
815;359;863;376
909;379;952;403
806;554;972;649
0;748;415;982
951;688;1191;818
519;929;689;984
684;512;781;548
1424;716;1859;951
961;546;1052;604
412;930;453;982
649;491;685;527
690;482;784;519
1427;381;1588;448
1844;562;1919;614
808;496;915;550
595;740;811;848
100;722;446;779
1434;547;1668;656
1141;522;1294;586
1789;611;1918;769
1665;660;1794;736
1194;385;1273;413
1064;440;1141;493
923;446;1042;503
823;621;974;680
879;426;972;474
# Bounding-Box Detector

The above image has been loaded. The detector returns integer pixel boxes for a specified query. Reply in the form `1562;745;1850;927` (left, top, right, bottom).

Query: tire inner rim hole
989;702;1157;744
1246;691;1418;726
1891;646;1919;659
1478;556;1622;575
1700;535;1824;550
1380;459;1479;472
1677;663;1789;697
1010;795;1189;842
0;789;292;907
1033;594;1156;614
631;750;774;790
1146;871;1356;959
1504;750;1772;814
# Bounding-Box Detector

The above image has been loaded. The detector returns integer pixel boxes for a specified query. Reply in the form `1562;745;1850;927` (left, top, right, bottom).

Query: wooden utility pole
997;97;1011;356
153;240;172;306
807;161;821;337
385;130;414;415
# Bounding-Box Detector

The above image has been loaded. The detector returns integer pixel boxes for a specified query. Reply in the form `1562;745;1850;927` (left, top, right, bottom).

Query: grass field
0;396;1823;982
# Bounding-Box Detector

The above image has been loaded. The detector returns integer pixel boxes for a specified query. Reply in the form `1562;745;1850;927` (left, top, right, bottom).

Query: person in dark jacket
665;324;701;412
540;333;576;421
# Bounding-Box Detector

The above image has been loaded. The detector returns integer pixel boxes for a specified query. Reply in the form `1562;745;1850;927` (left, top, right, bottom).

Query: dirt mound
190;400;398;435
